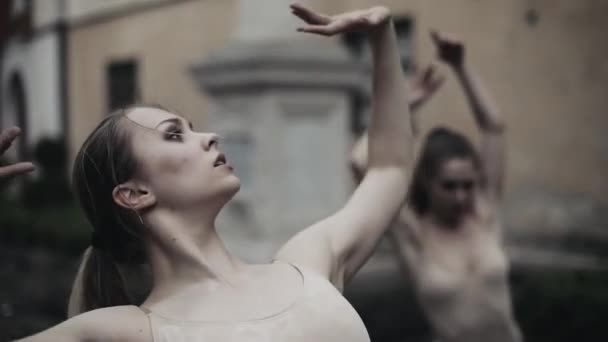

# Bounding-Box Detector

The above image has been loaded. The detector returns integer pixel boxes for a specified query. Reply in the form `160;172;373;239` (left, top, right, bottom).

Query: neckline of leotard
139;261;306;325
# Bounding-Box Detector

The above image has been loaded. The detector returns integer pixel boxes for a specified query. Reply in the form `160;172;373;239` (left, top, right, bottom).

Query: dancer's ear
112;181;156;210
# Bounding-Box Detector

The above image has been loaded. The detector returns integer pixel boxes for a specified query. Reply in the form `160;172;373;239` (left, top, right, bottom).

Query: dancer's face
124;107;240;210
429;157;478;219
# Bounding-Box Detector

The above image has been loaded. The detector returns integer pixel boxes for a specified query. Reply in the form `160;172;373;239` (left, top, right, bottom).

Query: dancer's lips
213;153;227;167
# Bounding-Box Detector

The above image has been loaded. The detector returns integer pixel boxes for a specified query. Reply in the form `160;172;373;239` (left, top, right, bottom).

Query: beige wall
328;0;608;204
67;0;169;21
68;0;236;160
69;0;608;205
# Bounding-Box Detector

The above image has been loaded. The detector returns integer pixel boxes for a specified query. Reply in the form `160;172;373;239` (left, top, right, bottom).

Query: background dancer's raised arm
431;30;506;201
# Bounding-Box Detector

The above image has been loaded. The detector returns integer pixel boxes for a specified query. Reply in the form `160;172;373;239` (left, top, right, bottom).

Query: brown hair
407;126;485;215
67;105;163;316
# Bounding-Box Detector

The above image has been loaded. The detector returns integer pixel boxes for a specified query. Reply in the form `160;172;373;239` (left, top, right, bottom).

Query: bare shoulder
18;305;151;342
274;223;334;280
76;305;151;340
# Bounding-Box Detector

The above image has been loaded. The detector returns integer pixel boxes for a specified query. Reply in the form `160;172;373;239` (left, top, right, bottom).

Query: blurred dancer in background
350;31;523;342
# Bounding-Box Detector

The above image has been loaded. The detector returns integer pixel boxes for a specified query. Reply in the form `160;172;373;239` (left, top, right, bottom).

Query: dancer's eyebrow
155;118;194;130
125;115;206;138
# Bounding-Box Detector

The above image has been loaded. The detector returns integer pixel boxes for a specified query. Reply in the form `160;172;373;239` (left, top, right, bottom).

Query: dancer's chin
219;174;241;199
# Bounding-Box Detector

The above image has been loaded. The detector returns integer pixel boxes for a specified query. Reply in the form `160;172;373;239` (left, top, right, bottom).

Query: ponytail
67;246;131;317
69;107;156;317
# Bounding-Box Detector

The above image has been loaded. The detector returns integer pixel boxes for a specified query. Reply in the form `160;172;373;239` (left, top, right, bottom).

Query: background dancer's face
123;107;240;211
428;157;478;220
408;127;483;222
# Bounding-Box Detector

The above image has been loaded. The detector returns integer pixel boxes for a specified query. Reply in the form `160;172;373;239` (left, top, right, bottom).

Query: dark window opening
106;59;139;112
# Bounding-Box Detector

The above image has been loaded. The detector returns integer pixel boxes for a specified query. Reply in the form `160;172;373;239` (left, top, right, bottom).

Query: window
11;0;28;16
106;59;139;111
342;30;367;59
394;16;414;70
8;0;32;36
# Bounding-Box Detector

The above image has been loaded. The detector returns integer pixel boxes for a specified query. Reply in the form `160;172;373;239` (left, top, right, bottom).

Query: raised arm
276;4;414;290
350;65;444;181
408;65;445;134
431;30;506;199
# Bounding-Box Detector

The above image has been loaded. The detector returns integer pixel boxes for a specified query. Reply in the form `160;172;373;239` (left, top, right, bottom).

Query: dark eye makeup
164;124;184;141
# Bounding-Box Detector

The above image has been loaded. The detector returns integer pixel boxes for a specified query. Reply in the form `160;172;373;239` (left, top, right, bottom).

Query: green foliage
0;138;89;254
0;197;89;254
24;138;72;208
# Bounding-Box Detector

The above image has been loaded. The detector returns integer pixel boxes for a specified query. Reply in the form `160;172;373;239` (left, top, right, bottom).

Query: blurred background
1;0;607;341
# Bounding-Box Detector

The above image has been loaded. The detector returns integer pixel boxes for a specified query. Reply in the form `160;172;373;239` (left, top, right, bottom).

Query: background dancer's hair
408;126;484;214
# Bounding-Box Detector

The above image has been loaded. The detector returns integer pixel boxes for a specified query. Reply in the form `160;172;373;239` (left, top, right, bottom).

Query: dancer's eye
164;125;183;142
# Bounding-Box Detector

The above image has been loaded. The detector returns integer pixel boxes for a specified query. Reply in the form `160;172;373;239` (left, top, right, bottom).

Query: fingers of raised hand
297;22;341;36
365;6;390;26
410;65;443;97
292;5;390;36
423;65;445;88
0;162;35;178
290;3;331;25
297;17;364;36
430;30;442;46
430;30;463;48
408;65;433;87
422;65;436;83
0;127;35;178
429;74;445;92
0;127;22;155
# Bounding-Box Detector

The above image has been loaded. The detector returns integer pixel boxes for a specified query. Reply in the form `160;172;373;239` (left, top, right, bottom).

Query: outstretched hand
0;127;34;178
431;30;465;68
408;64;444;110
290;3;390;36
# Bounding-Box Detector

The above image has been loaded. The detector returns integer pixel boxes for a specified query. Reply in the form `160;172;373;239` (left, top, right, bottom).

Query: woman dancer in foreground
6;4;414;342
351;31;523;342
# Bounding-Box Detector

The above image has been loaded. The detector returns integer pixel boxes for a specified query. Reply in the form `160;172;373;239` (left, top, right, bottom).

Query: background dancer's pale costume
395;205;523;342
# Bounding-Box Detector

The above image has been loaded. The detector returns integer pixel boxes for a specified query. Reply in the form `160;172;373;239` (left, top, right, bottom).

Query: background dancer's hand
408;64;444;111
290;3;391;36
0;127;35;179
431;30;465;69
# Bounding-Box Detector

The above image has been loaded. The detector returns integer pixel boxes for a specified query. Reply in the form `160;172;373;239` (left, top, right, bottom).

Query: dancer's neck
143;207;246;302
